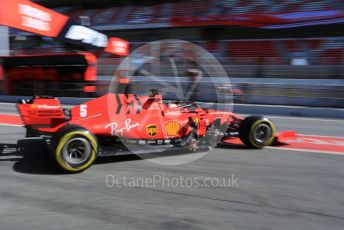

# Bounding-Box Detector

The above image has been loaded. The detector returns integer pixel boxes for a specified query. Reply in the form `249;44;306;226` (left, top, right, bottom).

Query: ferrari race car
17;93;292;172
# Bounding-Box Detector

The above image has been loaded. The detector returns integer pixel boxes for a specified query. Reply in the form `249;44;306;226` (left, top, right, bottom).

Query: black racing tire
239;116;276;149
51;125;98;173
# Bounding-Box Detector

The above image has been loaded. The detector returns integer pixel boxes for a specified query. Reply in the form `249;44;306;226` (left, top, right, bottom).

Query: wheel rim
253;123;272;144
62;137;92;165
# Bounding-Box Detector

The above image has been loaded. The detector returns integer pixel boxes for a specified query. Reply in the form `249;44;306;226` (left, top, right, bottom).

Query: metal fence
1;55;343;107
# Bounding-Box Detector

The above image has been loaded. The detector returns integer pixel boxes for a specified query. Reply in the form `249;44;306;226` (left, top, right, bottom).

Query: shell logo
164;120;182;137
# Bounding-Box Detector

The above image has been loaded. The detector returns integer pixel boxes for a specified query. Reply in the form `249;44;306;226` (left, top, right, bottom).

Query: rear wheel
239;116;276;149
51;125;98;173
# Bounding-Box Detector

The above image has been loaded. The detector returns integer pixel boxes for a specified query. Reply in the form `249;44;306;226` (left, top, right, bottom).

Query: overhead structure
0;0;129;56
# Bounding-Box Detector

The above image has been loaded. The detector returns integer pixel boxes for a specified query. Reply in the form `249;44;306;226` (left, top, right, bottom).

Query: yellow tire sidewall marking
248;119;276;148
55;131;97;172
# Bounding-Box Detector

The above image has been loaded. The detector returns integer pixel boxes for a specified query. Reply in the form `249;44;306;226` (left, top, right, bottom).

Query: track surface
0;103;344;230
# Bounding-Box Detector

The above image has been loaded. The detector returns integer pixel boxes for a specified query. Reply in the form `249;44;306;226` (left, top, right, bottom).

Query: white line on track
267;146;344;155
236;103;344;109
0;102;16;105
0;123;23;127
267;115;344;123
296;133;344;138
239;114;344;123
0;113;18;116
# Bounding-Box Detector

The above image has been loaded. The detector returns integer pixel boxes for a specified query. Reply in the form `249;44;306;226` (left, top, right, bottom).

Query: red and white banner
0;0;129;56
105;37;129;56
0;0;68;37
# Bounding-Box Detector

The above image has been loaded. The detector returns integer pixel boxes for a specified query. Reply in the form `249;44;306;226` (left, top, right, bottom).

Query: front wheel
239;116;276;149
51;125;98;173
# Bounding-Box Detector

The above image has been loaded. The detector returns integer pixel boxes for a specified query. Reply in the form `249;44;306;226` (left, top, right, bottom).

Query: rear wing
17;96;66;128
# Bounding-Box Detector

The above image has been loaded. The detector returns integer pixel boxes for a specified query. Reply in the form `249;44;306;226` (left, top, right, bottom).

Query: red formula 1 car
17;93;292;172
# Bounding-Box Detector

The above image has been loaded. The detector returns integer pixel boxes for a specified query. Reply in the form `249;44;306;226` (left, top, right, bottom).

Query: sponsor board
0;0;128;56
64;25;108;48
105;37;129;56
0;0;68;37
